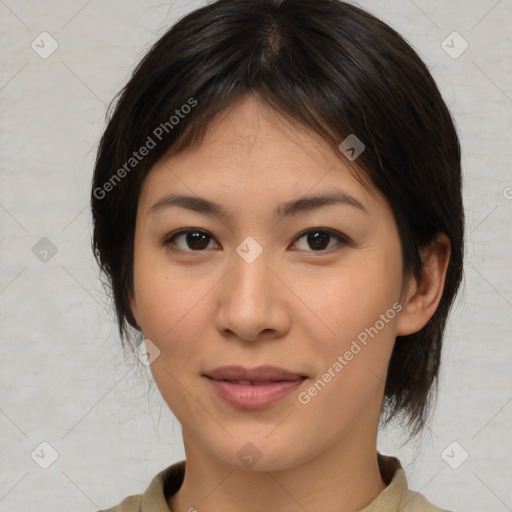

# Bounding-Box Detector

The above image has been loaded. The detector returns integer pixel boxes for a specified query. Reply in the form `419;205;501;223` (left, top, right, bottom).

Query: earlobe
396;233;451;336
129;292;141;330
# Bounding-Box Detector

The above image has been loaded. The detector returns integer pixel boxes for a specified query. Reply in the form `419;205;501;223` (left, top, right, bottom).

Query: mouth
203;364;307;382
203;365;308;409
214;380;296;386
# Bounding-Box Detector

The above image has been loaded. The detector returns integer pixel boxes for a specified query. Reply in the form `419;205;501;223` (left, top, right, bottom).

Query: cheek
295;290;398;445
133;243;194;337
303;253;402;346
297;249;402;404
134;257;212;421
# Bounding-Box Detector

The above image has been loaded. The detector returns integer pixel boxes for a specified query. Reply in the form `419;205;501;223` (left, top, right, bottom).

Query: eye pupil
168;228;344;253
187;231;209;250
308;231;330;250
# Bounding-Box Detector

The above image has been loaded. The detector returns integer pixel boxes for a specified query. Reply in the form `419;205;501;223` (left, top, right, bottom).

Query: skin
129;95;450;512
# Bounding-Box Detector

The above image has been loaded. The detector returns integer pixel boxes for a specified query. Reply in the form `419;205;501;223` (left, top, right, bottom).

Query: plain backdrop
0;1;511;511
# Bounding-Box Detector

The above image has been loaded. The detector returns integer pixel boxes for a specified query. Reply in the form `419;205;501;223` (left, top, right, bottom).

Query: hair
91;0;464;438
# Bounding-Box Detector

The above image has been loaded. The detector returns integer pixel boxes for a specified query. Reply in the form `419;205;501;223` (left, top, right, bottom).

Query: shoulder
97;494;142;512
400;488;453;511
96;460;186;512
370;454;452;512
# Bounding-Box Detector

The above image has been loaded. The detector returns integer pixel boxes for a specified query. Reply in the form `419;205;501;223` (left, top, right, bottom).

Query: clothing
98;453;450;512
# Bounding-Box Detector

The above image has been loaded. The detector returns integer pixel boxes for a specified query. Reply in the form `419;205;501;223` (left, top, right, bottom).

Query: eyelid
163;228;218;250
291;227;352;249
163;227;352;253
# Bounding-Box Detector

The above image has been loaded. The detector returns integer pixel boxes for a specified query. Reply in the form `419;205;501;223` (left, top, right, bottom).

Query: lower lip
205;377;306;409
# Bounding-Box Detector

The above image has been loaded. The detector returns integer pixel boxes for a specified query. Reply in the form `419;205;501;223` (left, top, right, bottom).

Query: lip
203;365;307;409
204;365;306;382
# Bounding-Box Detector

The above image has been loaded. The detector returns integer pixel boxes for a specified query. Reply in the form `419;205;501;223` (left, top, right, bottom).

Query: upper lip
204;365;306;382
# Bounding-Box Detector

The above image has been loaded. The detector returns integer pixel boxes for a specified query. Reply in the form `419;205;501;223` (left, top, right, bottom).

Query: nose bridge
230;240;273;310
215;239;288;340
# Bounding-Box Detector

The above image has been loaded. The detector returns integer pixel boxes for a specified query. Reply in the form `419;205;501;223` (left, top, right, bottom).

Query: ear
129;291;141;330
396;233;451;336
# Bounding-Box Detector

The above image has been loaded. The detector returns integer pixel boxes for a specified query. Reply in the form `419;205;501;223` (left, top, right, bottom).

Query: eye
164;229;219;252
291;228;350;253
163;228;350;253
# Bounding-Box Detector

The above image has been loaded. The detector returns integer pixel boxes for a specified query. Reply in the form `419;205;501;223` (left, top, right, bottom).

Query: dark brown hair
91;0;464;437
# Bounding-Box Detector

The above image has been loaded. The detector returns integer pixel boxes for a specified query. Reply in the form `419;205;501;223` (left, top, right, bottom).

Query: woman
91;0;463;510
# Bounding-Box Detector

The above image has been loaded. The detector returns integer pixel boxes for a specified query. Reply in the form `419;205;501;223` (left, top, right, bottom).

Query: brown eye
164;227;350;254
292;229;349;252
165;229;218;251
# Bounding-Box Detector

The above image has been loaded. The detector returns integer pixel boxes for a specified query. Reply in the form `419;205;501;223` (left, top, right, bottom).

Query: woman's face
130;95;408;470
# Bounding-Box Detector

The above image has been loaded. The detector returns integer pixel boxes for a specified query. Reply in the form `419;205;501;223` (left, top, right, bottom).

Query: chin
209;435;308;472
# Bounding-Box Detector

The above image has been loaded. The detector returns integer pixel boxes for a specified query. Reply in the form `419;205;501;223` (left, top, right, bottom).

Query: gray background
0;0;511;511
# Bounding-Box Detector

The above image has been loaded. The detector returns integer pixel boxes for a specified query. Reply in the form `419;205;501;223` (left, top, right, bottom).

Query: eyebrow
148;191;369;218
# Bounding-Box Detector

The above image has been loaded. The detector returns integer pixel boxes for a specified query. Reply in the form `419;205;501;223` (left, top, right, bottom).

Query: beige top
99;453;450;512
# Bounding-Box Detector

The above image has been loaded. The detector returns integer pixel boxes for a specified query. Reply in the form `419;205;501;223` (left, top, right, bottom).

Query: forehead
139;95;378;210
183;95;336;165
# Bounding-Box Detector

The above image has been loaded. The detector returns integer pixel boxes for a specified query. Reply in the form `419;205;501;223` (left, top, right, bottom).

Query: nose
213;246;291;343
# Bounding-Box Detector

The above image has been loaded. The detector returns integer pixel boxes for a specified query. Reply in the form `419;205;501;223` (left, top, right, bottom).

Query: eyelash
163;227;351;254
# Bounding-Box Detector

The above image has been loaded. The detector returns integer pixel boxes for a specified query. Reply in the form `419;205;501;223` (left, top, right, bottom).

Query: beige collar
137;453;437;512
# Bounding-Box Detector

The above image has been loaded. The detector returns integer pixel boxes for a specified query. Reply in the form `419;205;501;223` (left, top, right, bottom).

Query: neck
168;427;387;512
